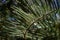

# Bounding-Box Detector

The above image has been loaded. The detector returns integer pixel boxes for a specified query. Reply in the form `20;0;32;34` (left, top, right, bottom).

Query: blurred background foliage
0;0;60;40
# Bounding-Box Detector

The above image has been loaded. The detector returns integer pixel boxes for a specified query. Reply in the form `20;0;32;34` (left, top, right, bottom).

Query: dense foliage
0;0;60;40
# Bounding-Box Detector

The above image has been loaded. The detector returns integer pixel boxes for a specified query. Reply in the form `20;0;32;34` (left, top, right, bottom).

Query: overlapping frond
0;0;60;40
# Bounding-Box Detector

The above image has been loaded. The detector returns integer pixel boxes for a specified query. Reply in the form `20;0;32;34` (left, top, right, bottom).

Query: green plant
0;0;60;40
